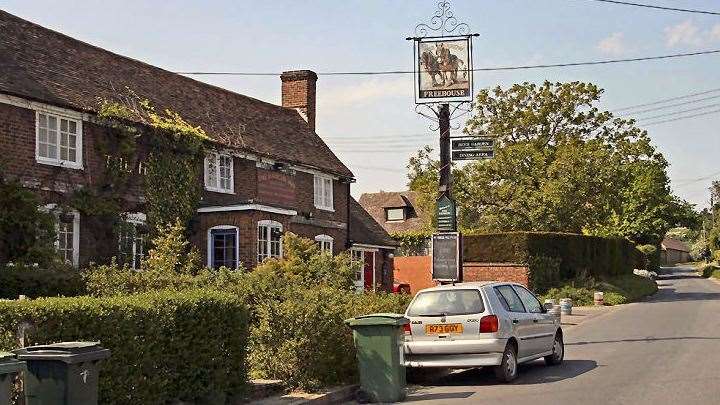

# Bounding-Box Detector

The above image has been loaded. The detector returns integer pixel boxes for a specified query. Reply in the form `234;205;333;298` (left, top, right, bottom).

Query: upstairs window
313;175;333;211
205;152;234;193
385;207;405;221
36;112;82;169
315;234;333;253
257;220;283;263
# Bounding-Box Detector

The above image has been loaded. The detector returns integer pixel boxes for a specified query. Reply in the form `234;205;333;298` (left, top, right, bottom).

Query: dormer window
205;152;234;193
385;207;405;222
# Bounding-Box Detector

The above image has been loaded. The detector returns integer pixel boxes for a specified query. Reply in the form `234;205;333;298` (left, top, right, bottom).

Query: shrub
463;232;645;290
0;176;58;266
700;264;720;278
249;286;411;390
541;274;656;306
0;289;248;404
636;244;660;272
0;264;85;299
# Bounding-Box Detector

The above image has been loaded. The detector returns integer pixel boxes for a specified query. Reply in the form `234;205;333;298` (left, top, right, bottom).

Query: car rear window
407;289;484;316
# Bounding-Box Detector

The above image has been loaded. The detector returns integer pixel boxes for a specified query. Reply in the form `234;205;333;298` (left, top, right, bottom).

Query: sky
2;0;719;208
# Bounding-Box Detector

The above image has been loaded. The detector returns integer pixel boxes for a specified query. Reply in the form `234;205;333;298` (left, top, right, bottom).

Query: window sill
205;186;235;194
36;157;83;170
314;206;335;212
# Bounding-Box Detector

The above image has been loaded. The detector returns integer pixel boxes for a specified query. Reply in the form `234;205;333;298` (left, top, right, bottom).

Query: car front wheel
494;343;518;383
544;332;564;366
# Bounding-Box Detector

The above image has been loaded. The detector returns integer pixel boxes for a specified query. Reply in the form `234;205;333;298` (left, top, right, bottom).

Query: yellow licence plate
425;323;463;335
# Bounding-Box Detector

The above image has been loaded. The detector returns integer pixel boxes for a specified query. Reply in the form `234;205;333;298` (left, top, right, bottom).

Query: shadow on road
408;359;597;388
648;290;720;302
567;336;720;346
405;390;475;402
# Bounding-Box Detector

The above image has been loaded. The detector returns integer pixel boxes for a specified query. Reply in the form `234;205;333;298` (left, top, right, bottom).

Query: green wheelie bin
345;313;409;403
0;352;25;405
14;342;110;405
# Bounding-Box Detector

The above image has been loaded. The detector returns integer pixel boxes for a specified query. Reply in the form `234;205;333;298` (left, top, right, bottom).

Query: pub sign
415;36;473;104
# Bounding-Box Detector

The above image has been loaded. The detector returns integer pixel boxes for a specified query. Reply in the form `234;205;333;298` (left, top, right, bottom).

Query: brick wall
394;256;437;294
463;262;530;287
280;70;317;131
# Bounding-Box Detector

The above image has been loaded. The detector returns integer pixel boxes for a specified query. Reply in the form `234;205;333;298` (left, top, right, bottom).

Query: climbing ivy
390;230;431;256
96;94;208;239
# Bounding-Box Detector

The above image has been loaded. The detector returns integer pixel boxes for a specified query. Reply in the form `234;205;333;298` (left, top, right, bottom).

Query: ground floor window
118;213;147;270
315;234;333;253
43;204;80;267
208;226;239;269
257;220;283;263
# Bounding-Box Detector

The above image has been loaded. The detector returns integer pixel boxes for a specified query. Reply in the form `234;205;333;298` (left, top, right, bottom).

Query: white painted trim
313;174;334;211
314;234;334;253
0;93;89;120
207;225;240;269
42;204;80;267
197;204;297;216
257;220;283;261
352;243;397;251
204;152;234;194
35;110;84;170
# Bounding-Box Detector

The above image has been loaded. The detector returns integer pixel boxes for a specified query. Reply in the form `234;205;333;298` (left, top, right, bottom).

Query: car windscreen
407;289;484;316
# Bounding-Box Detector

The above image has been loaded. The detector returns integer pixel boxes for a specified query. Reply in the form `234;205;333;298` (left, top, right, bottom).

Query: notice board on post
431;232;461;282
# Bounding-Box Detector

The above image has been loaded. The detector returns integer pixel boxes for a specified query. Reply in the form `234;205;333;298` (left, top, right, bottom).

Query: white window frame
118;212;146;270
351;247;377;292
386;207;405;222
42;204;80;267
313;174;334;211
315;234;334;253
204;152;234;194
257;220;283;263
207;225;240;269
35;111;83;170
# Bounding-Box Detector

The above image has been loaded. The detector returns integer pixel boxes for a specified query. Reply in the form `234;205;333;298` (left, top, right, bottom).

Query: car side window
513;286;543;314
494;285;526;313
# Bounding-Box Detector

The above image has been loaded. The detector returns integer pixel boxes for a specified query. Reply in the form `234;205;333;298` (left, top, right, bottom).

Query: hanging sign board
452;150;494;160
436;194;457;232
432;232;461;282
415;36;473;104
451;138;494;150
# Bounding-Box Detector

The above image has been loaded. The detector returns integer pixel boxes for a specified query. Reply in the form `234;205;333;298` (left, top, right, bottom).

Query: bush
463;232;645;291
0;264;85;299
636;244;660;272
0;289;248;404
542;274;656;306
700;264;720;278
249;286;411;390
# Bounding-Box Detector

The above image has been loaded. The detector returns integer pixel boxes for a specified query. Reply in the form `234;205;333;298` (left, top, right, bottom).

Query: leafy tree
408;81;696;244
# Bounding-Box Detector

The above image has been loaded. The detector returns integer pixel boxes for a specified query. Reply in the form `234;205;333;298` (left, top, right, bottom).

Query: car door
493;285;535;359
513;285;556;354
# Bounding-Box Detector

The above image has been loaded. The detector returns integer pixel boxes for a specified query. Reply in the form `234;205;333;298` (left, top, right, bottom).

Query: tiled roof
349;197;399;248
358;190;427;234
661;238;690;253
0;10;352;177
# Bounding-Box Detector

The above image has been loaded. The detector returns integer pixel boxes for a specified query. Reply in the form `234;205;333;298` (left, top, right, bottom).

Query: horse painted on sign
436;44;465;86
420;50;445;87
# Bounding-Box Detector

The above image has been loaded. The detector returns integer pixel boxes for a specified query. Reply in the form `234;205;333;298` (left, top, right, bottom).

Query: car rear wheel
494;343;518;383
544;332;564;366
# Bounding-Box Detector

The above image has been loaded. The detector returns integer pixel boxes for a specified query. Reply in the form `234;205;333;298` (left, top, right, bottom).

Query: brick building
358;190;430;255
0;11;395;290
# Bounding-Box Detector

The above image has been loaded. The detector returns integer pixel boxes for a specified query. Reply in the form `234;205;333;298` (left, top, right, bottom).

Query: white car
403;281;564;382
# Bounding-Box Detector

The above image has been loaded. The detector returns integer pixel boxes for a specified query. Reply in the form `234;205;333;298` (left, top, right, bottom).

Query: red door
363;251;375;291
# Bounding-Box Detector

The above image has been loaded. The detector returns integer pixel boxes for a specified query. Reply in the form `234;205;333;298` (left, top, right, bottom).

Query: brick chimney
281;70;318;132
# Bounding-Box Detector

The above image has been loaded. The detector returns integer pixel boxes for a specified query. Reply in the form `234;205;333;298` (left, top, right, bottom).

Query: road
405;266;720;405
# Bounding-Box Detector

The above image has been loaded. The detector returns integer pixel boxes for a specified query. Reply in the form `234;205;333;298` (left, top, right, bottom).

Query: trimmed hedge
0;264;85;299
249;286;412;390
0;289;248;404
464;232;645;291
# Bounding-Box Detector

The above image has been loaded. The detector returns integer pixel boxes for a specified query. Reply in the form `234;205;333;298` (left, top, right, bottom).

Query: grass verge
541;274;657;306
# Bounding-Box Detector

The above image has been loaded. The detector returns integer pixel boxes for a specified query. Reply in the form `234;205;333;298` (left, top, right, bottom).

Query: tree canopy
407;81;696;245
